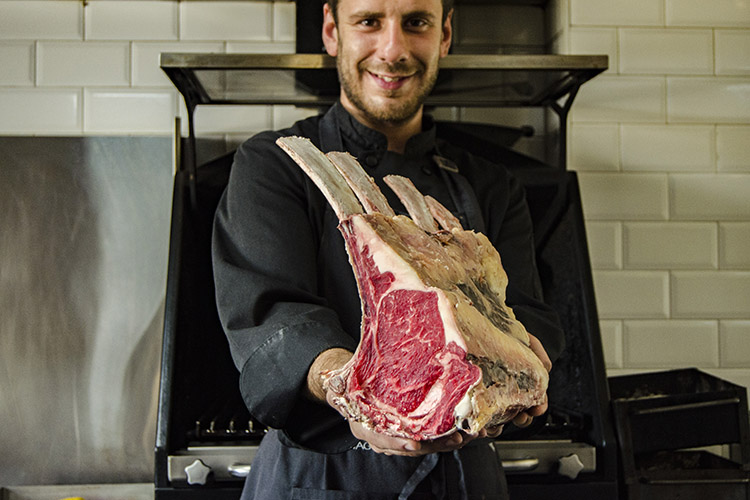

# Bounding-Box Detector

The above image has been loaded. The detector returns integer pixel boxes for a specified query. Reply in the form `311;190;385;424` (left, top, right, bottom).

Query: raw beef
277;136;549;440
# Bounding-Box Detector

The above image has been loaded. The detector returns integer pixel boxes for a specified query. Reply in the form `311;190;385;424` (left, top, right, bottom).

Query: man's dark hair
325;0;455;23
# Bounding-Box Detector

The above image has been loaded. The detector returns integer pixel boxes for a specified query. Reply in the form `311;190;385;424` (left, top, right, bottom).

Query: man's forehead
337;0;443;17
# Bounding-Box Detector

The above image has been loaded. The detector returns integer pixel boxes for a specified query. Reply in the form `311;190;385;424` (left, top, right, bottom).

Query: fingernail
405;442;419;451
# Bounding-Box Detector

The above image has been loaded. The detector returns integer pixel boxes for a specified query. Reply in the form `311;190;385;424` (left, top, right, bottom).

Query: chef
211;0;565;497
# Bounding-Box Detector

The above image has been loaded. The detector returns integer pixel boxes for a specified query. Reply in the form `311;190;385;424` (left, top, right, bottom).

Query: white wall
555;0;750;390
0;0;301;137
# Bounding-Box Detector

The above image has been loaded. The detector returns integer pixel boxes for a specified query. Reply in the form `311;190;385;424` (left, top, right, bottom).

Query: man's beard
337;56;439;126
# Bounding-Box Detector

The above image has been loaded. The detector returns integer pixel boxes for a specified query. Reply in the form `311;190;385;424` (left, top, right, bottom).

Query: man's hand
326;388;499;457
309;348;492;456
307;340;548;456
304;347;353;402
512;333;551;428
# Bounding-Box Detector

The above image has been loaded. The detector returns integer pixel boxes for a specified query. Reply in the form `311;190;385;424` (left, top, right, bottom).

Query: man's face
323;0;452;128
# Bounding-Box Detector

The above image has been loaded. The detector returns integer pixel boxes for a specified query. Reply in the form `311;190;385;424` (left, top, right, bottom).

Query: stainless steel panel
495;440;596;476
0;137;173;485
167;446;258;483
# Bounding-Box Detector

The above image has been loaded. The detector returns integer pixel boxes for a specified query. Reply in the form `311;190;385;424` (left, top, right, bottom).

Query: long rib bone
326;151;395;217
425;195;463;231
276;136;363;219
383;175;440;233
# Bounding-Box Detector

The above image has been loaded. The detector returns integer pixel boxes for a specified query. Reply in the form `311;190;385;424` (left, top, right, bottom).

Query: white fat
436;292;467;351
407;380;445;419
453;391;473;424
352;218;425;291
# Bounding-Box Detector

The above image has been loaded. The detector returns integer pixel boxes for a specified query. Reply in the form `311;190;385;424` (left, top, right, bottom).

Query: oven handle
500;457;539;472
229;457;541;477
228;463;252;478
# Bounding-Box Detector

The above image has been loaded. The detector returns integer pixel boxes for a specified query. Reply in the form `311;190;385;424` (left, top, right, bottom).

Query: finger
527;403;547;417
528;334;552;372
513;412;533;428
484;424;504;438
418;432;463;454
526;394;548;417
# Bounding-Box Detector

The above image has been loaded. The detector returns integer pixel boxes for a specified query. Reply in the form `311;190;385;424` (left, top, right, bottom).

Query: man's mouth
378;74;406;82
369;71;414;89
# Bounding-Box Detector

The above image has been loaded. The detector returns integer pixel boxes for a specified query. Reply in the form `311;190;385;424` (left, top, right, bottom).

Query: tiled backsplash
0;0;296;136
564;0;750;390
0;0;748;390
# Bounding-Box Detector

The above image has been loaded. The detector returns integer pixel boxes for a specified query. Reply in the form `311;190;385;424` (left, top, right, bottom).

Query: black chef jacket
212;102;564;494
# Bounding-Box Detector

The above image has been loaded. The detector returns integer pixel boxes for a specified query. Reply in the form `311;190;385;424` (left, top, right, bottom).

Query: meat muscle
277;136;548;440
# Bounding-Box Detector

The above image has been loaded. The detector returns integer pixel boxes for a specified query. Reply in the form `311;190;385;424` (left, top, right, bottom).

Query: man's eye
359;18;379;28
405;18;429;30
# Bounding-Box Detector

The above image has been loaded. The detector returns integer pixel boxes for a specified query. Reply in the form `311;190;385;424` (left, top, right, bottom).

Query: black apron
238;108;509;500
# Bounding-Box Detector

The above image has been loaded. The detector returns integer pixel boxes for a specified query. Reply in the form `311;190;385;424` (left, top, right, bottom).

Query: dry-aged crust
276;136;549;440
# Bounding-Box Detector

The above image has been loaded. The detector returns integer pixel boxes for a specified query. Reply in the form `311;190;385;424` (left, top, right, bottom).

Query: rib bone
276;136;363;219
327;151;395;217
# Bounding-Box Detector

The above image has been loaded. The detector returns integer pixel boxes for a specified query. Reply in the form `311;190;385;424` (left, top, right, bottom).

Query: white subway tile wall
0;41;35;86
620;125;715;172
593;270;671;319
564;0;750;386
0;0;296;136
0;0;747;387
570;124;620;171
85;1;179;41
715;31;750;75
717;126;750;172
0;1;82;40
38;42;131;87
585;221;622;269
623;222;718;269
599;320;624;368
619;29;714;75
623;320;720;368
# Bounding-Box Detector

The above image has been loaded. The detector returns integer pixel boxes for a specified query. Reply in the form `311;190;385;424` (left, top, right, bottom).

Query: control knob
185;459;212;485
558;453;585;480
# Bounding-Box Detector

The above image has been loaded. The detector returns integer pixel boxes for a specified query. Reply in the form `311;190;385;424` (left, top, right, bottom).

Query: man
212;0;564;497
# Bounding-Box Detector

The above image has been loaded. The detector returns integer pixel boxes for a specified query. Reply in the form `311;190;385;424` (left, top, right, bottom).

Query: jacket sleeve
212;132;358;450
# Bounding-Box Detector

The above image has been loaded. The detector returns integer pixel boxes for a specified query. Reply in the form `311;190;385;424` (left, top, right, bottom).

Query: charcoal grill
154;119;619;498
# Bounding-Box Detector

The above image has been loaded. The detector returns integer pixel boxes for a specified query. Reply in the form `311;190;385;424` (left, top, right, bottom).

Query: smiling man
324;0;451;152
212;0;564;498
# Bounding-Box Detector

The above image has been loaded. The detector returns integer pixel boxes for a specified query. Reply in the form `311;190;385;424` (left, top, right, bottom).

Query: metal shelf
161;52;607;190
161;52;607;111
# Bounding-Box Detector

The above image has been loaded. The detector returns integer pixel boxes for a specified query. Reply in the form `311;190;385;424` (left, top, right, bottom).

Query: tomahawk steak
277;136;549;440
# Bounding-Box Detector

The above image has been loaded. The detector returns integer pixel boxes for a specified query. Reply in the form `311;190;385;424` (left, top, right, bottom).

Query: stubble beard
337;52;439;127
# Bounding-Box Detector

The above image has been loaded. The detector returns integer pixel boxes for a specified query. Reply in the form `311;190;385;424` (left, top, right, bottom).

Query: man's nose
376;22;409;63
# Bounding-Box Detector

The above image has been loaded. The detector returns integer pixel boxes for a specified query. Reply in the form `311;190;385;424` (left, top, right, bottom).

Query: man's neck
339;97;423;154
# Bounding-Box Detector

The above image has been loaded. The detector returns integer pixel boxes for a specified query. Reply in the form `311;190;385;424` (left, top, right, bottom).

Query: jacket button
365;155;378;168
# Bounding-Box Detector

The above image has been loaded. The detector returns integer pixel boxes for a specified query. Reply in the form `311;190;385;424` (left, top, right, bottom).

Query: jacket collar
330;102;437;161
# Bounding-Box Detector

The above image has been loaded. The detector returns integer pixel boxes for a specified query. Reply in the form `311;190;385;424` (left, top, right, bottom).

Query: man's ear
439;9;453;58
322;3;338;57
